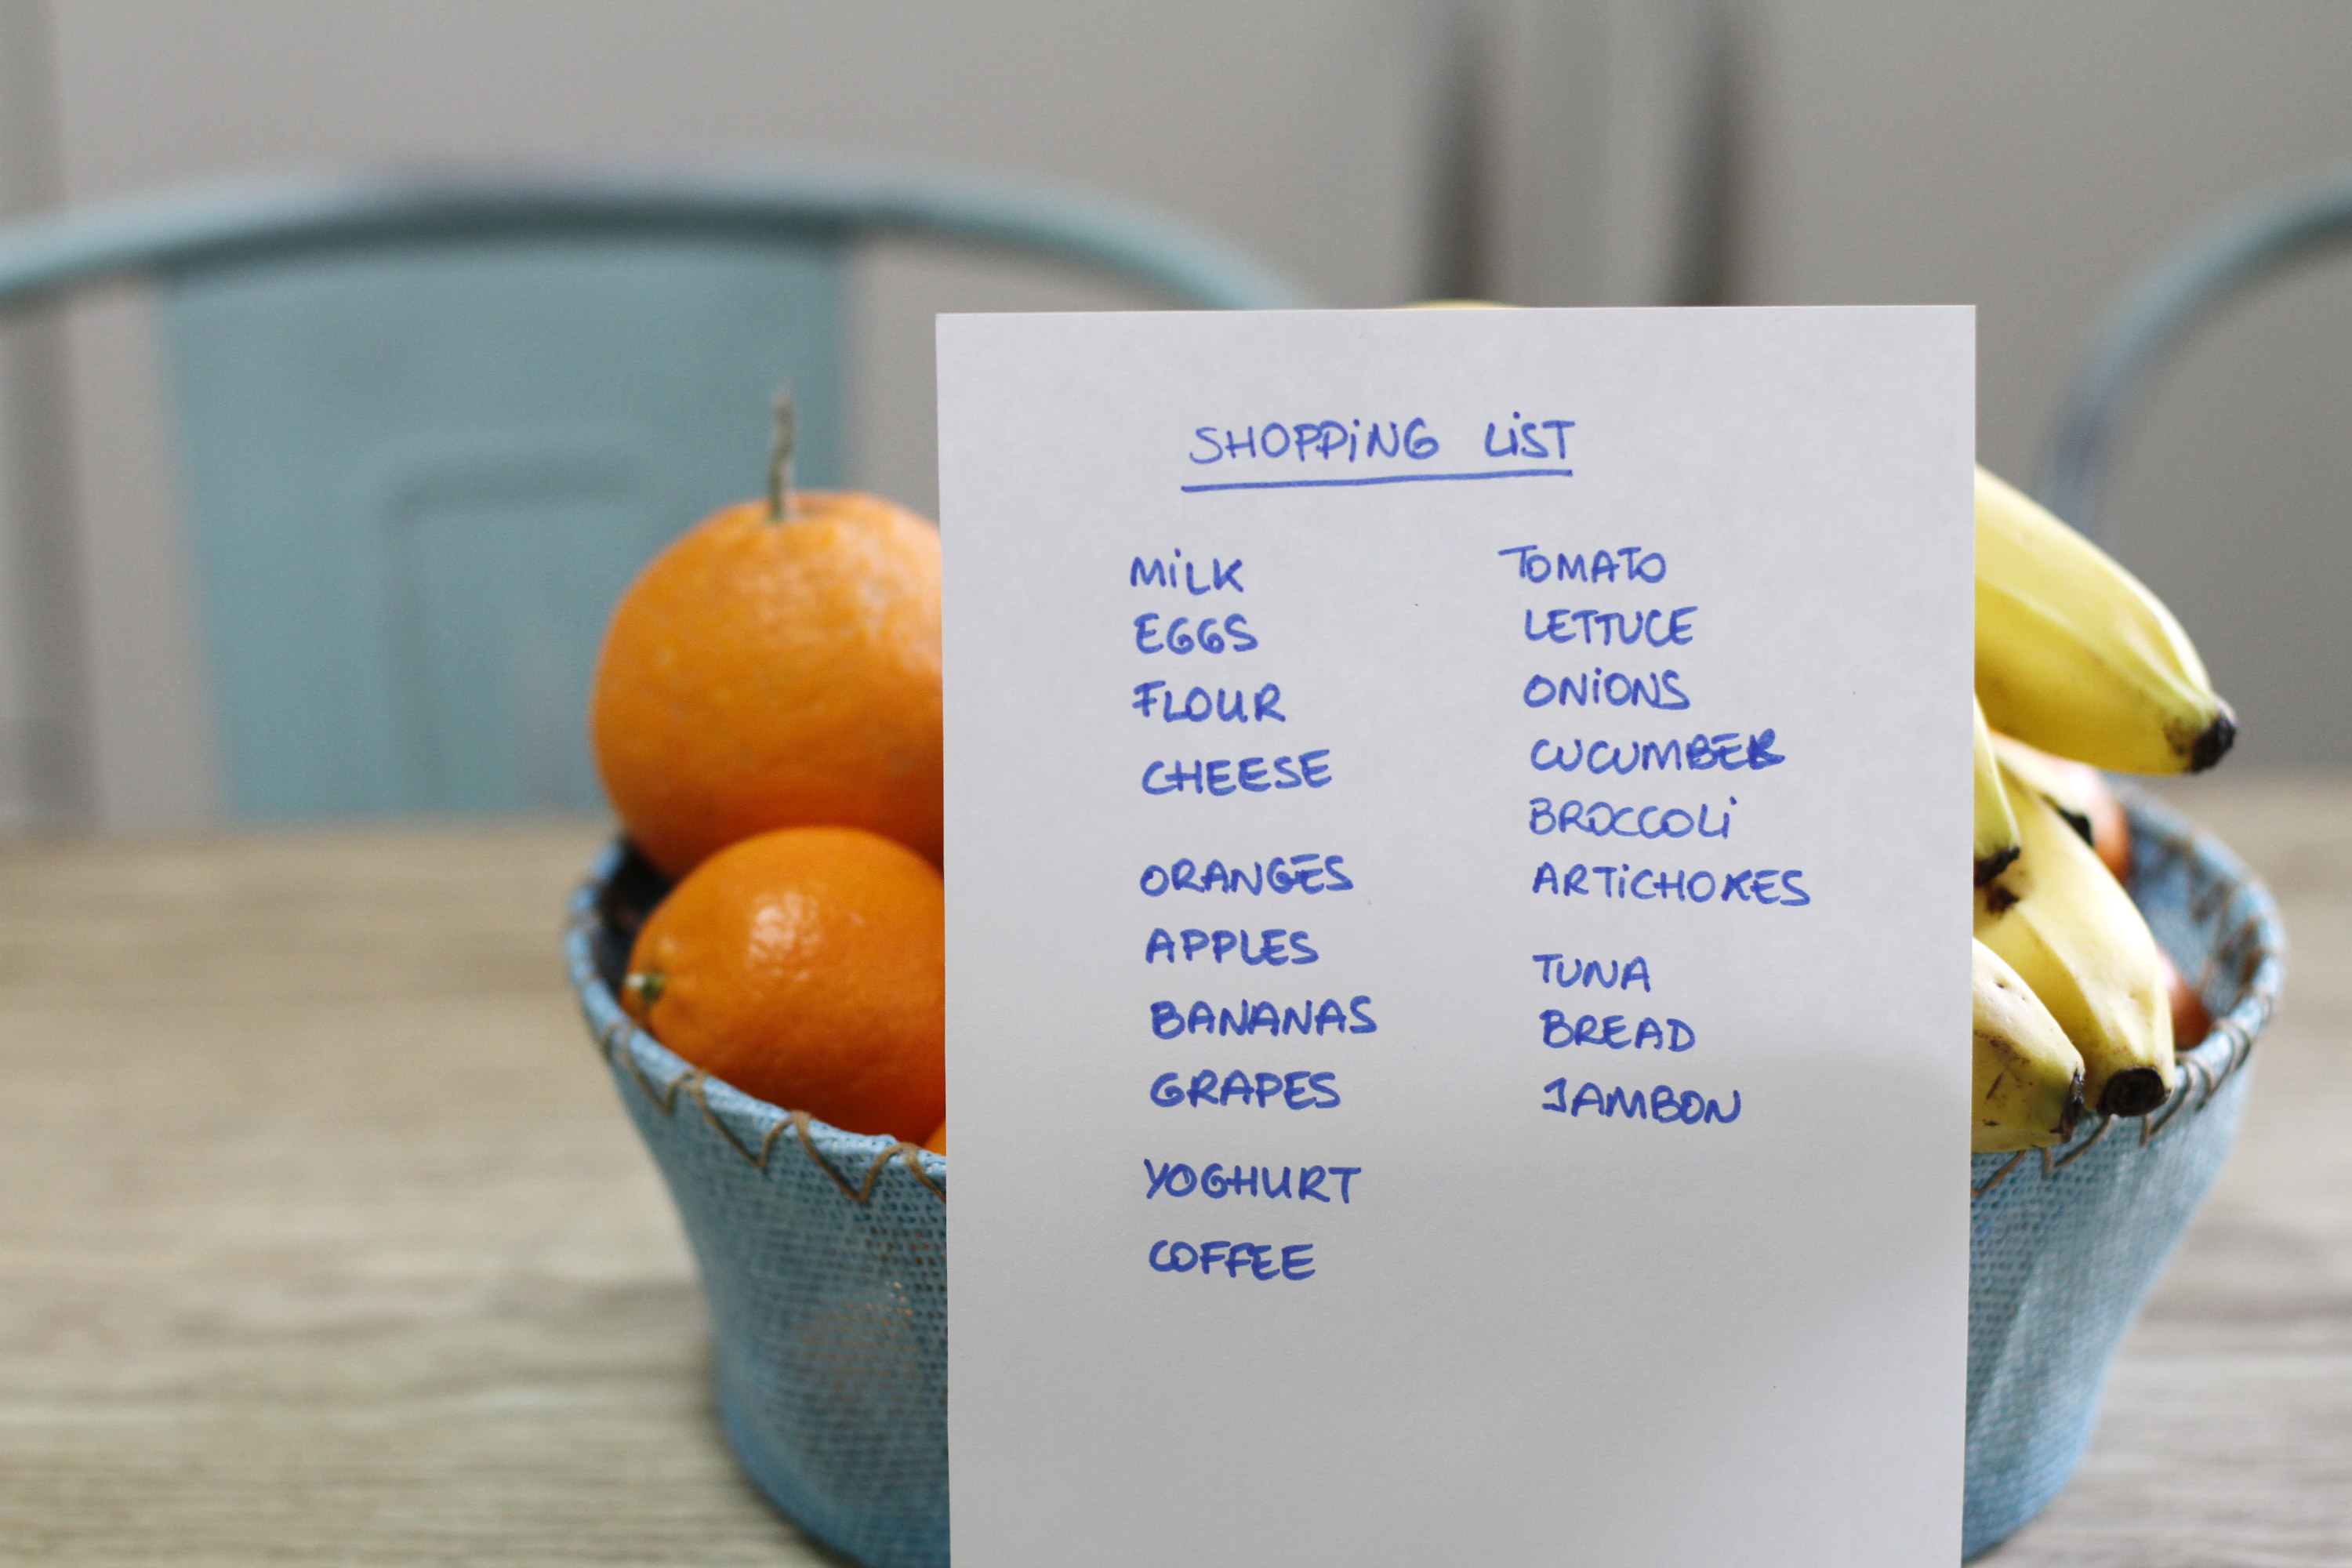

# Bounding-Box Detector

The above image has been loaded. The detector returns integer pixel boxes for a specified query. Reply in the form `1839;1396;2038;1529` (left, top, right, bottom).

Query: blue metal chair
2042;168;2352;543
0;167;1309;818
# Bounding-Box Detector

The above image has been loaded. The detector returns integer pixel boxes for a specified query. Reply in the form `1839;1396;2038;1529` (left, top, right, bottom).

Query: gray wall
1726;1;2352;771
0;0;1494;828
3;0;2350;828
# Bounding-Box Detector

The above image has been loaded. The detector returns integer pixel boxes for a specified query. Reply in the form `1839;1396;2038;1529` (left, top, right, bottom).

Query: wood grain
1980;778;2352;1566
0;822;846;1566
0;789;2344;1563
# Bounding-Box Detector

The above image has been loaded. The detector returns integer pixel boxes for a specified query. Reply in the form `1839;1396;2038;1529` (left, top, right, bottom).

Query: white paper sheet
940;307;1973;1565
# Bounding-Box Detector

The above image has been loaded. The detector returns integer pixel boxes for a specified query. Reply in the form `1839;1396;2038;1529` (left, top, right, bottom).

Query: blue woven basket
568;789;2281;1567
1963;789;2283;1557
566;844;949;1568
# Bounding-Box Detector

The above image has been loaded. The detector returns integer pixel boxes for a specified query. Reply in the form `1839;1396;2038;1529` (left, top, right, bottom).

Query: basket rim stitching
2048;1113;2113;1172
1973;1150;2027;1199
601;1019;693;1116
787;1109;914;1204
690;1073;796;1170
900;1143;946;1203
574;867;949;1205
2142;1065;2197;1144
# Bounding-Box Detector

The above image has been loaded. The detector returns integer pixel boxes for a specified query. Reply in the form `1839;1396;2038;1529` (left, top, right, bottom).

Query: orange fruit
2157;948;2212;1049
922;1122;946;1155
591;490;941;880
621;826;945;1142
2078;769;2132;884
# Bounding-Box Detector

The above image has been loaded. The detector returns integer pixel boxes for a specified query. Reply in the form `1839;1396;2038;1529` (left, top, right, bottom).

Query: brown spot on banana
1975;844;2020;889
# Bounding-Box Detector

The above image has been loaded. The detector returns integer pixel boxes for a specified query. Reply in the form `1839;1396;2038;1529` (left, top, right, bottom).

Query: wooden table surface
1;780;2346;1565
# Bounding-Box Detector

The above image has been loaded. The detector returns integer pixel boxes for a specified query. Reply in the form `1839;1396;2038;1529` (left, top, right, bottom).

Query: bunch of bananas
1969;467;2234;1152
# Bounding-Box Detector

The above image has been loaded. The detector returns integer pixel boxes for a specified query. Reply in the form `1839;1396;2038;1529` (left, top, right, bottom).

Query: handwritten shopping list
940;308;1973;1566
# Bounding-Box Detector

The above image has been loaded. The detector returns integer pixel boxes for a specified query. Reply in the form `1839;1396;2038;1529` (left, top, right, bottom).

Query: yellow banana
1990;729;2095;845
1973;937;2085;1151
1976;758;2175;1116
1989;728;2132;880
1975;466;2234;773
1973;699;2020;887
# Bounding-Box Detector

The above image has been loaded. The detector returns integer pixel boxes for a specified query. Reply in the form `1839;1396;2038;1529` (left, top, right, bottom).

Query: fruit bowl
567;789;2281;1568
1964;786;2282;1558
567;840;948;1568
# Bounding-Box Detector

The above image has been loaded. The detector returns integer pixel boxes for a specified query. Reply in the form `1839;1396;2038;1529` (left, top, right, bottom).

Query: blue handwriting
1529;797;1733;839
1530;863;1811;905
1152;997;1374;1037
1142;751;1330;796
1499;545;1664;584
1542;1012;1695;1051
1146;927;1318;965
1131;551;1243;593
1533;954;1652;990
1150;1069;1342;1109
1140;855;1354;896
1543;1079;1741;1123
1148;1240;1316;1279
1523;606;1697;647
1143;1160;1359;1203
1530;732;1784;775
1524;669;1689;710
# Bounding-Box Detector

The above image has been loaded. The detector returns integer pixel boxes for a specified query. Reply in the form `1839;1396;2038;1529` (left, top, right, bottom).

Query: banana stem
768;386;797;521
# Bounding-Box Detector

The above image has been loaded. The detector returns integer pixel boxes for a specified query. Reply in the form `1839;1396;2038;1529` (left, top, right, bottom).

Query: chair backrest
0;169;1309;818
2041;169;2352;543
165;238;848;816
